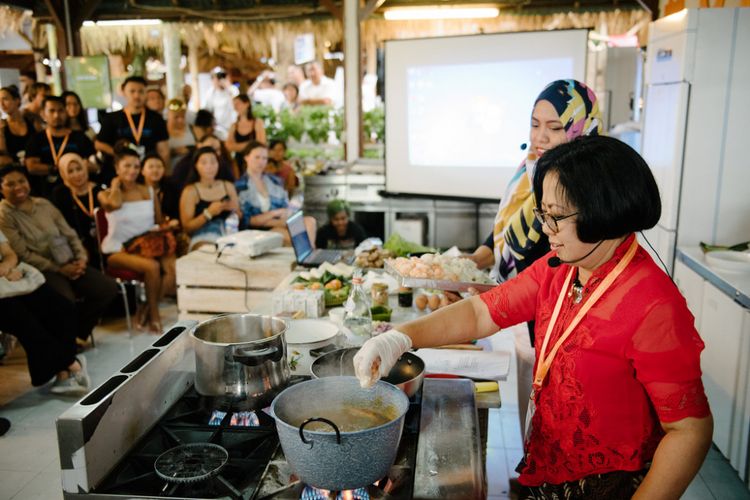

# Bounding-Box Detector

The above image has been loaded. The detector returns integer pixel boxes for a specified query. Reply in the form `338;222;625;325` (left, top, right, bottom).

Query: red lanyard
532;238;639;395
124;109;146;145
46;129;70;166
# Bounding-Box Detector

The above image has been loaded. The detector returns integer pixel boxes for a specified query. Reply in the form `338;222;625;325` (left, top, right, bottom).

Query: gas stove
56;320;484;500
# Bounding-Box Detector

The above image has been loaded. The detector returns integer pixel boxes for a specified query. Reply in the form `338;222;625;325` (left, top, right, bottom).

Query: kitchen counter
677;247;750;308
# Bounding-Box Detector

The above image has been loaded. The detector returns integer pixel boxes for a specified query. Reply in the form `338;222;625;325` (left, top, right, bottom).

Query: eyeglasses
532;207;578;233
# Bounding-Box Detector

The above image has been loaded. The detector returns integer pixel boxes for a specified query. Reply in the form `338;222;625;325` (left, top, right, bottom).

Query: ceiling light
82;19;163;27
384;6;499;21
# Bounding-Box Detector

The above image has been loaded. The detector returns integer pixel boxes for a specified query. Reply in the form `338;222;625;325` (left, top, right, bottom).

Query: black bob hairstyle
532;135;661;243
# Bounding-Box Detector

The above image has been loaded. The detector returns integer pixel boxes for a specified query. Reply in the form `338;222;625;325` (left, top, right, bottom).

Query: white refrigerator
640;8;750;274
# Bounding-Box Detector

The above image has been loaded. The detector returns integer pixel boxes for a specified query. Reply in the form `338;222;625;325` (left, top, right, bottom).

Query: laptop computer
286;211;353;267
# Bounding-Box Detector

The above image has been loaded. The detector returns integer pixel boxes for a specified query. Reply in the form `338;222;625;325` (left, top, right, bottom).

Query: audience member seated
146;87;166;116
95;76;170;184
164;134;236;220
21;82;50;132
248;70;286;112
141;154;169;210
51;153;103;269
0;86;34;166
25;96;96;198
225;95;266;170
236;141;315;245
179;146;240;250
0;164;117;342
266;139;298;196
0;228;90;395
191;109;216;146
281;83;300;113
98;144;177;333
166;99;195;168
61;91;96;141
299;61;336;107
315;199;367;250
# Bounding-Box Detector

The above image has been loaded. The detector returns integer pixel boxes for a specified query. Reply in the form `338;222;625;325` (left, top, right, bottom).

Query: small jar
398;286;413;307
371;283;389;307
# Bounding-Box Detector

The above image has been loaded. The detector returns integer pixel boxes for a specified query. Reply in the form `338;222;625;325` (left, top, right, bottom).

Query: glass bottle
343;269;372;346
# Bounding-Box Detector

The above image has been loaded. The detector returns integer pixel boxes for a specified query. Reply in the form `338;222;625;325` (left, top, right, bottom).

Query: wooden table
176;247;296;321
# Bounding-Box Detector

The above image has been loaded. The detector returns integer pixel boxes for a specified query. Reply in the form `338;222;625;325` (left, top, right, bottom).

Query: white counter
677;247;750;308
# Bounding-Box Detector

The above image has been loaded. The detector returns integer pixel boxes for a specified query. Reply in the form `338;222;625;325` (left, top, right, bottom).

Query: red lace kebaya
480;234;710;486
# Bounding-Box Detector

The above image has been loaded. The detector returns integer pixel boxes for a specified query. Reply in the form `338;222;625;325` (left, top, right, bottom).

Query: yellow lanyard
124;109;146;145
46;129;70;166
532;238;639;395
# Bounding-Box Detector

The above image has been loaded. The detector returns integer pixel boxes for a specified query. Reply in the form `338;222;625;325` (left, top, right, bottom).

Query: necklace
568;277;584;304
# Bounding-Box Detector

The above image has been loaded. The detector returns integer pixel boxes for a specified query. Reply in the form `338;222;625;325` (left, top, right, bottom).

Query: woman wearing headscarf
470;80;603;282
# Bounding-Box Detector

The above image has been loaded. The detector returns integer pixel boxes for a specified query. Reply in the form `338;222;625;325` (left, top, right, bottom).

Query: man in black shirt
25;96;95;198
95;76;169;182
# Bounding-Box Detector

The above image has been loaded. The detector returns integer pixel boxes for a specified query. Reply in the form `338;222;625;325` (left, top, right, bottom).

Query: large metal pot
311;347;425;398
271;376;409;491
190;313;290;411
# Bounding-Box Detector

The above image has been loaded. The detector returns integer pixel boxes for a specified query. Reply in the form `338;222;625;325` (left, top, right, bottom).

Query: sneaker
73;355;91;389
50;375;88;396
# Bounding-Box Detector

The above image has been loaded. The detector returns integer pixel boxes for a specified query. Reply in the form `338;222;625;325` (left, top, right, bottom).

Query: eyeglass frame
532;207;578;233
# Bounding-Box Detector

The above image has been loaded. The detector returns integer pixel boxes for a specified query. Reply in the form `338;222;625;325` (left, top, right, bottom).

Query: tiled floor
0;308;749;500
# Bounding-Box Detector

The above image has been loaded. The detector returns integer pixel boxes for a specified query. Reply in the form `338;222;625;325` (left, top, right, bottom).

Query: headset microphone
547;241;605;268
520;143;528;150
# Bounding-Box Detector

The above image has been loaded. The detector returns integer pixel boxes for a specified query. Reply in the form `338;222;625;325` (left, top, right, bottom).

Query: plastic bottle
343;269;372;346
224;212;240;235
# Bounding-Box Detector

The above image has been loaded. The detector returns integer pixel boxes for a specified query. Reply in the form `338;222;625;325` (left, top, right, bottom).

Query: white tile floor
1;308;749;500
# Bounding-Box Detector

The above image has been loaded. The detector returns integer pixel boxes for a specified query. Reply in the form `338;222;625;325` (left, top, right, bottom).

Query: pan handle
232;345;279;366
299;417;341;446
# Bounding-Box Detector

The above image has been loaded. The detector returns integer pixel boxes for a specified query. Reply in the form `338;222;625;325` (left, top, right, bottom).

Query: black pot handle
232;345;279;366
299;417;341;446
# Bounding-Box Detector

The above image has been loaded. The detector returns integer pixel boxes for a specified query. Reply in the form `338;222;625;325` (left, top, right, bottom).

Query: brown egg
415;294;428;310
427;294;440;310
440;295;450;308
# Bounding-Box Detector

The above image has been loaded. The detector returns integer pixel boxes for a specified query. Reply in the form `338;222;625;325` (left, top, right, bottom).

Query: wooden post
163;24;183;100
187;41;200;110
46;23;63;93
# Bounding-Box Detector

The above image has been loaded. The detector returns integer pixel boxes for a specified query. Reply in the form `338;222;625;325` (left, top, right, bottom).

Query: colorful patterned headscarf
491;80;602;281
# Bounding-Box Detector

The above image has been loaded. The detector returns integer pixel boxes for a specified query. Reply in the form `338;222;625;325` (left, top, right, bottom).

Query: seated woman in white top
98;142;177;333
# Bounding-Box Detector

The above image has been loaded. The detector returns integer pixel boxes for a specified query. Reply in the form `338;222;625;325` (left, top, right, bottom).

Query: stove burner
300;485;370;500
154;443;229;484
208;409;261;427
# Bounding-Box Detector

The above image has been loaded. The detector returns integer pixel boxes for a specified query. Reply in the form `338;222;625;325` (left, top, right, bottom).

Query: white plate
285;319;339;344
705;251;750;274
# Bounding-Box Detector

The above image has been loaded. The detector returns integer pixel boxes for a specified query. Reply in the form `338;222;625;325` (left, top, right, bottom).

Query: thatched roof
76;8;650;64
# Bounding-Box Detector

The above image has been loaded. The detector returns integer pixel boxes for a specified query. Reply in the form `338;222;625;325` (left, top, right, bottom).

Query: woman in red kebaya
354;136;712;500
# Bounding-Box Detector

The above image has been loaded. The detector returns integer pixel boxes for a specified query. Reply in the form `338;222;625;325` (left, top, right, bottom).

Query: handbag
0;262;46;299
49;234;75;265
124;229;176;259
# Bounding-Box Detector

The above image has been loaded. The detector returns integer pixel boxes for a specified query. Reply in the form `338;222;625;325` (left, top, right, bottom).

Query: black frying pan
310;347;425;397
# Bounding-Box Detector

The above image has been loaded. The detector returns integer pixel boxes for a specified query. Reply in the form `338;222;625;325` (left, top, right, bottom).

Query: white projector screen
385;29;588;200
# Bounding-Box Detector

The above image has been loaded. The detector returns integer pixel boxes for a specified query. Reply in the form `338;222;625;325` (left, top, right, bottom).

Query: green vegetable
325;285;350;307
383;233;437;258
700;241;750;253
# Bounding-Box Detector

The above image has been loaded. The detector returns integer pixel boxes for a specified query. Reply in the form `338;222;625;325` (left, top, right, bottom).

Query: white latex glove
353;329;413;389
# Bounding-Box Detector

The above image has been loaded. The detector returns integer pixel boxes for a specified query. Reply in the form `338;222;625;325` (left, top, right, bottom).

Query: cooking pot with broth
270;376;409;491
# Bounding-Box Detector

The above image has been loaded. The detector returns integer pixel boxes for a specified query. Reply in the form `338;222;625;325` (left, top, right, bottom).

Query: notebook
286;211;353;267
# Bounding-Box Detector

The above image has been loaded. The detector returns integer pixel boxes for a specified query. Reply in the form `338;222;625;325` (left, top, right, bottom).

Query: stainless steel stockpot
189;313;290;411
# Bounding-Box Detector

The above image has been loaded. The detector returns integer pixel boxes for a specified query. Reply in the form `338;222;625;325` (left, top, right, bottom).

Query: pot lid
286;319;339;344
